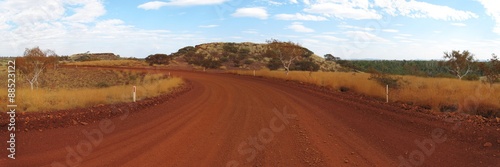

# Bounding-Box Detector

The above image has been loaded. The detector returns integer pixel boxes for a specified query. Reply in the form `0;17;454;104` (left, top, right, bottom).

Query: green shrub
368;68;406;89
293;60;320;71
267;58;281;70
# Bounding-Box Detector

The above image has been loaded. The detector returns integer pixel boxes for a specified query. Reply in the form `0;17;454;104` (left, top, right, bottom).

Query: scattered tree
479;53;500;86
324;54;339;61
16;47;58;90
266;39;310;75
441;50;476;80
368;68;406;89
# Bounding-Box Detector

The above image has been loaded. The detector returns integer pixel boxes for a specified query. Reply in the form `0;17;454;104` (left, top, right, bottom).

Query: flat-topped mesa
70;53;119;61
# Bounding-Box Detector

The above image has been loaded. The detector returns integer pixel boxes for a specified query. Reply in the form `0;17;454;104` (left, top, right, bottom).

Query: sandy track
2;69;499;167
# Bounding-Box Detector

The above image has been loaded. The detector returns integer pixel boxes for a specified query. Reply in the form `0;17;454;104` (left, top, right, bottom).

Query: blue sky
1;0;499;60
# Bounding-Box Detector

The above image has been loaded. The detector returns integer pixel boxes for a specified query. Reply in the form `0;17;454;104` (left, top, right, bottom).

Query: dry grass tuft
5;77;183;112
233;70;500;117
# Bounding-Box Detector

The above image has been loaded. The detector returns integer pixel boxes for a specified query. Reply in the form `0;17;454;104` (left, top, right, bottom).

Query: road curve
2;70;499;167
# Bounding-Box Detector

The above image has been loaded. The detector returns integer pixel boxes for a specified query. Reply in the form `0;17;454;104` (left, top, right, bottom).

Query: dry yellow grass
233;70;500;112
1;77;183;112
66;59;148;67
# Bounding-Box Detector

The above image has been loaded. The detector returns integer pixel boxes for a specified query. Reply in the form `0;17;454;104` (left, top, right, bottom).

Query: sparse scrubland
233;70;500;117
0;67;183;112
65;59;148;67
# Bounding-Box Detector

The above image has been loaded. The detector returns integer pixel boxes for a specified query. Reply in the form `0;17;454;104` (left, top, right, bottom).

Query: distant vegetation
329;51;499;83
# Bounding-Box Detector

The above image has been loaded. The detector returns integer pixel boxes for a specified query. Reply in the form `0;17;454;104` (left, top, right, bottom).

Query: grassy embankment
0;66;182;112
233;69;500;117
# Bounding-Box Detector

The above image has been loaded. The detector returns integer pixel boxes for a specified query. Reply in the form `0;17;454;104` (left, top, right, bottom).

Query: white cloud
382;29;399;33
303;0;310;5
0;0;207;57
313;35;347;41
290;0;298;4
231;7;269;19
399;34;413;37
304;1;382;20
451;23;467;27
338;25;375;31
268;1;284;6
274;13;327;21
64;0;106;23
138;1;167;10
199;24;219;28
286;22;314;33
477;0;500;34
345;31;388;42
138;0;228;10
373;0;478;21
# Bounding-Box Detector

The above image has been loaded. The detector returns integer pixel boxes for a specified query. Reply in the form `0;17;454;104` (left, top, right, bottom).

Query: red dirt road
2;69;499;167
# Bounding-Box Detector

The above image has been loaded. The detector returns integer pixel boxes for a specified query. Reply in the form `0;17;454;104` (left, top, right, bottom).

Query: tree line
325;50;500;84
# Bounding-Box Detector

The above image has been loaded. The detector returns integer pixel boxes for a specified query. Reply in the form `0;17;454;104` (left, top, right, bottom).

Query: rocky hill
167;42;341;71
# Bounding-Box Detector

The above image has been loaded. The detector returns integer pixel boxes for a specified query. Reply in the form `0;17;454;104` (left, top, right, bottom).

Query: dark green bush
267;58;282;70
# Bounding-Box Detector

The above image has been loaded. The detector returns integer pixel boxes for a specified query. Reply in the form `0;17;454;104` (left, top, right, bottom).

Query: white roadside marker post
386;85;389;103
133;86;137;102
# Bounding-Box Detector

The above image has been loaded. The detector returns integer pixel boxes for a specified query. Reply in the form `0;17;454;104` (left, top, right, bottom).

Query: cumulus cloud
301;0;478;21
304;1;382;20
476;0;500;34
138;0;228;10
382;29;399;33
338;25;375;31
274;13;327;21
286;22;315;33
0;0;203;57
231;7;269;19
64;0;106;23
373;0;478;21
344;31;389;42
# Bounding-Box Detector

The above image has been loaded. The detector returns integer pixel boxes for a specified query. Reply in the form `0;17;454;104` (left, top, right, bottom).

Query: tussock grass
66;60;148;67
7;77;183;112
394;76;499;110
234;70;500;116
